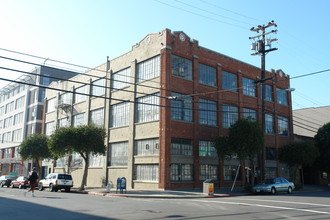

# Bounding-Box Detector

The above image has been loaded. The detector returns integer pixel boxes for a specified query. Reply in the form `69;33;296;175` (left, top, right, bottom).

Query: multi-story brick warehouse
0;66;79;177
44;29;293;190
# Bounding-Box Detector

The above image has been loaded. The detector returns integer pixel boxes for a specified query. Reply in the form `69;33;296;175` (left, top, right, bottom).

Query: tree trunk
79;153;89;191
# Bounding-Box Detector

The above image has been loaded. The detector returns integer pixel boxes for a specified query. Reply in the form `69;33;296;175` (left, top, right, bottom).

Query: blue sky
0;0;329;110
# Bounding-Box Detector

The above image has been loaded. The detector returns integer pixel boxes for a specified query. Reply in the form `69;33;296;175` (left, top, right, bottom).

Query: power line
0;75;321;135
154;0;246;29
0;48;162;86
199;0;263;23
174;0;255;26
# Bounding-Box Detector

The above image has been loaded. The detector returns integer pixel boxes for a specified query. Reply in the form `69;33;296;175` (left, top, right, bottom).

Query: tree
216;118;264;186
19;134;50;173
278;141;319;184
49;124;106;191
314;122;330;172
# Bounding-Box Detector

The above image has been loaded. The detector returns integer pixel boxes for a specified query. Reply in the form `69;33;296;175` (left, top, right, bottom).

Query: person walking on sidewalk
24;167;39;197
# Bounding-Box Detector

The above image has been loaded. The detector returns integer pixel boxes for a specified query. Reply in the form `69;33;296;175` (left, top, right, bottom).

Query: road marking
232;198;330;207
188;199;330;215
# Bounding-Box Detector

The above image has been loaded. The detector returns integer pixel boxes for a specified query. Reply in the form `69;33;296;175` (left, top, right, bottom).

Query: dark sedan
252;177;295;194
0;175;17;187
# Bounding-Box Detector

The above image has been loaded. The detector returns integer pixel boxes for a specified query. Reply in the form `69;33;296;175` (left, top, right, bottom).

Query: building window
200;165;218;181
222;104;238;128
41;74;51;86
15;96;25;109
73;113;85;127
5;101;14;113
266;147;277;160
110;142;128;166
171;164;193;181
12;129;22;142
59;93;70;105
171;55;192;80
171;92;193;122
89;154;104;167
2;132;12;143
276;88;288;105
45;121;55;136
134;164;158;181
199;63;216;87
222;71;237;92
224;165;241;181
199;141;217;157
171;138;193;156
4;117;13;128
243;108;257;121
112;68;131;89
13;112;23;125
91;78;106;96
199;99;217;126
265;167;276;179
2;148;11;158
242;77;256;97
136;93;159;123
72;152;83;167
56;157;67;167
58;118;68;127
90;108;104;127
278;116;289;136
14;147;20;158
265;113;274;134
135;138;159;156
137;55;160;82
74;85;86;103
46;98;56;113
111;102;129;127
261;84;273;102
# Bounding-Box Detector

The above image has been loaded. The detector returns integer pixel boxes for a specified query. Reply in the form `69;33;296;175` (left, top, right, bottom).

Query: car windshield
58;174;72;180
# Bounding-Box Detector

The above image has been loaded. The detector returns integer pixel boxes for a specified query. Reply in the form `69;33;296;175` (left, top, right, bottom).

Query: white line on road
188;199;330;215
232;198;330;207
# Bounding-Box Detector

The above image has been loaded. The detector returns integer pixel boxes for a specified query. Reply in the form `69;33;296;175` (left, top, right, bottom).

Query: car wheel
49;184;57;192
11;184;14;188
65;187;71;192
19;184;23;189
271;187;276;195
287;186;292;194
38;183;44;191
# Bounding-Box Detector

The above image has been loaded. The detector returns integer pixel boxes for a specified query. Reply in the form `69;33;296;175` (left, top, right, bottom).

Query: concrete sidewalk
72;184;328;199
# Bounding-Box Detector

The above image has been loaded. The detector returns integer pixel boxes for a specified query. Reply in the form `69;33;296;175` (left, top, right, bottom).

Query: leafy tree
314;122;330;171
278;141;319;183
49;124;106;191
19;134;50;173
216;118;263;186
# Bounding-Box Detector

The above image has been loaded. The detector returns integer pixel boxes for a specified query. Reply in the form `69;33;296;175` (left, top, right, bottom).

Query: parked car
0;175;17;187
38;173;73;192
252;177;295;194
10;176;29;189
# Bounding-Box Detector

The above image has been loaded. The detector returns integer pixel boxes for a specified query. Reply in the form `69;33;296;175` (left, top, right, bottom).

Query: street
1;187;330;220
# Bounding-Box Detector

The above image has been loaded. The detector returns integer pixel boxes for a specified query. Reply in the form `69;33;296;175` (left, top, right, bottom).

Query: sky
0;0;329;110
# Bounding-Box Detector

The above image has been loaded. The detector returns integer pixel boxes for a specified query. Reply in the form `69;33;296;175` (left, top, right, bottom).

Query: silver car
252;177;295;194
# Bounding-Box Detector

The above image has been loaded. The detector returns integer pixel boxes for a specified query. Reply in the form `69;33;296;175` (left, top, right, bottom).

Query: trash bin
203;179;214;196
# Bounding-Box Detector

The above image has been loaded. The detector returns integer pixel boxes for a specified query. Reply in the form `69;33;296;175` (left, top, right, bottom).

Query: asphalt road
1;187;330;219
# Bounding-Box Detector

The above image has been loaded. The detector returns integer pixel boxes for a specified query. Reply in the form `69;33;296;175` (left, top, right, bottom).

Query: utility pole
249;20;278;183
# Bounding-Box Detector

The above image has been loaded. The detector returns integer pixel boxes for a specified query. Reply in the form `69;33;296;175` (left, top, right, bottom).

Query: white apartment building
0;66;79;176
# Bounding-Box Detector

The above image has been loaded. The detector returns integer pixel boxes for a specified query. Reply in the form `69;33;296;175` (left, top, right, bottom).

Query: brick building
44;29;293;190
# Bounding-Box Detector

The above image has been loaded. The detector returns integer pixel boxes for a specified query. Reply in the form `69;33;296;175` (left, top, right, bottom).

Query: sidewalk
72;184;328;199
